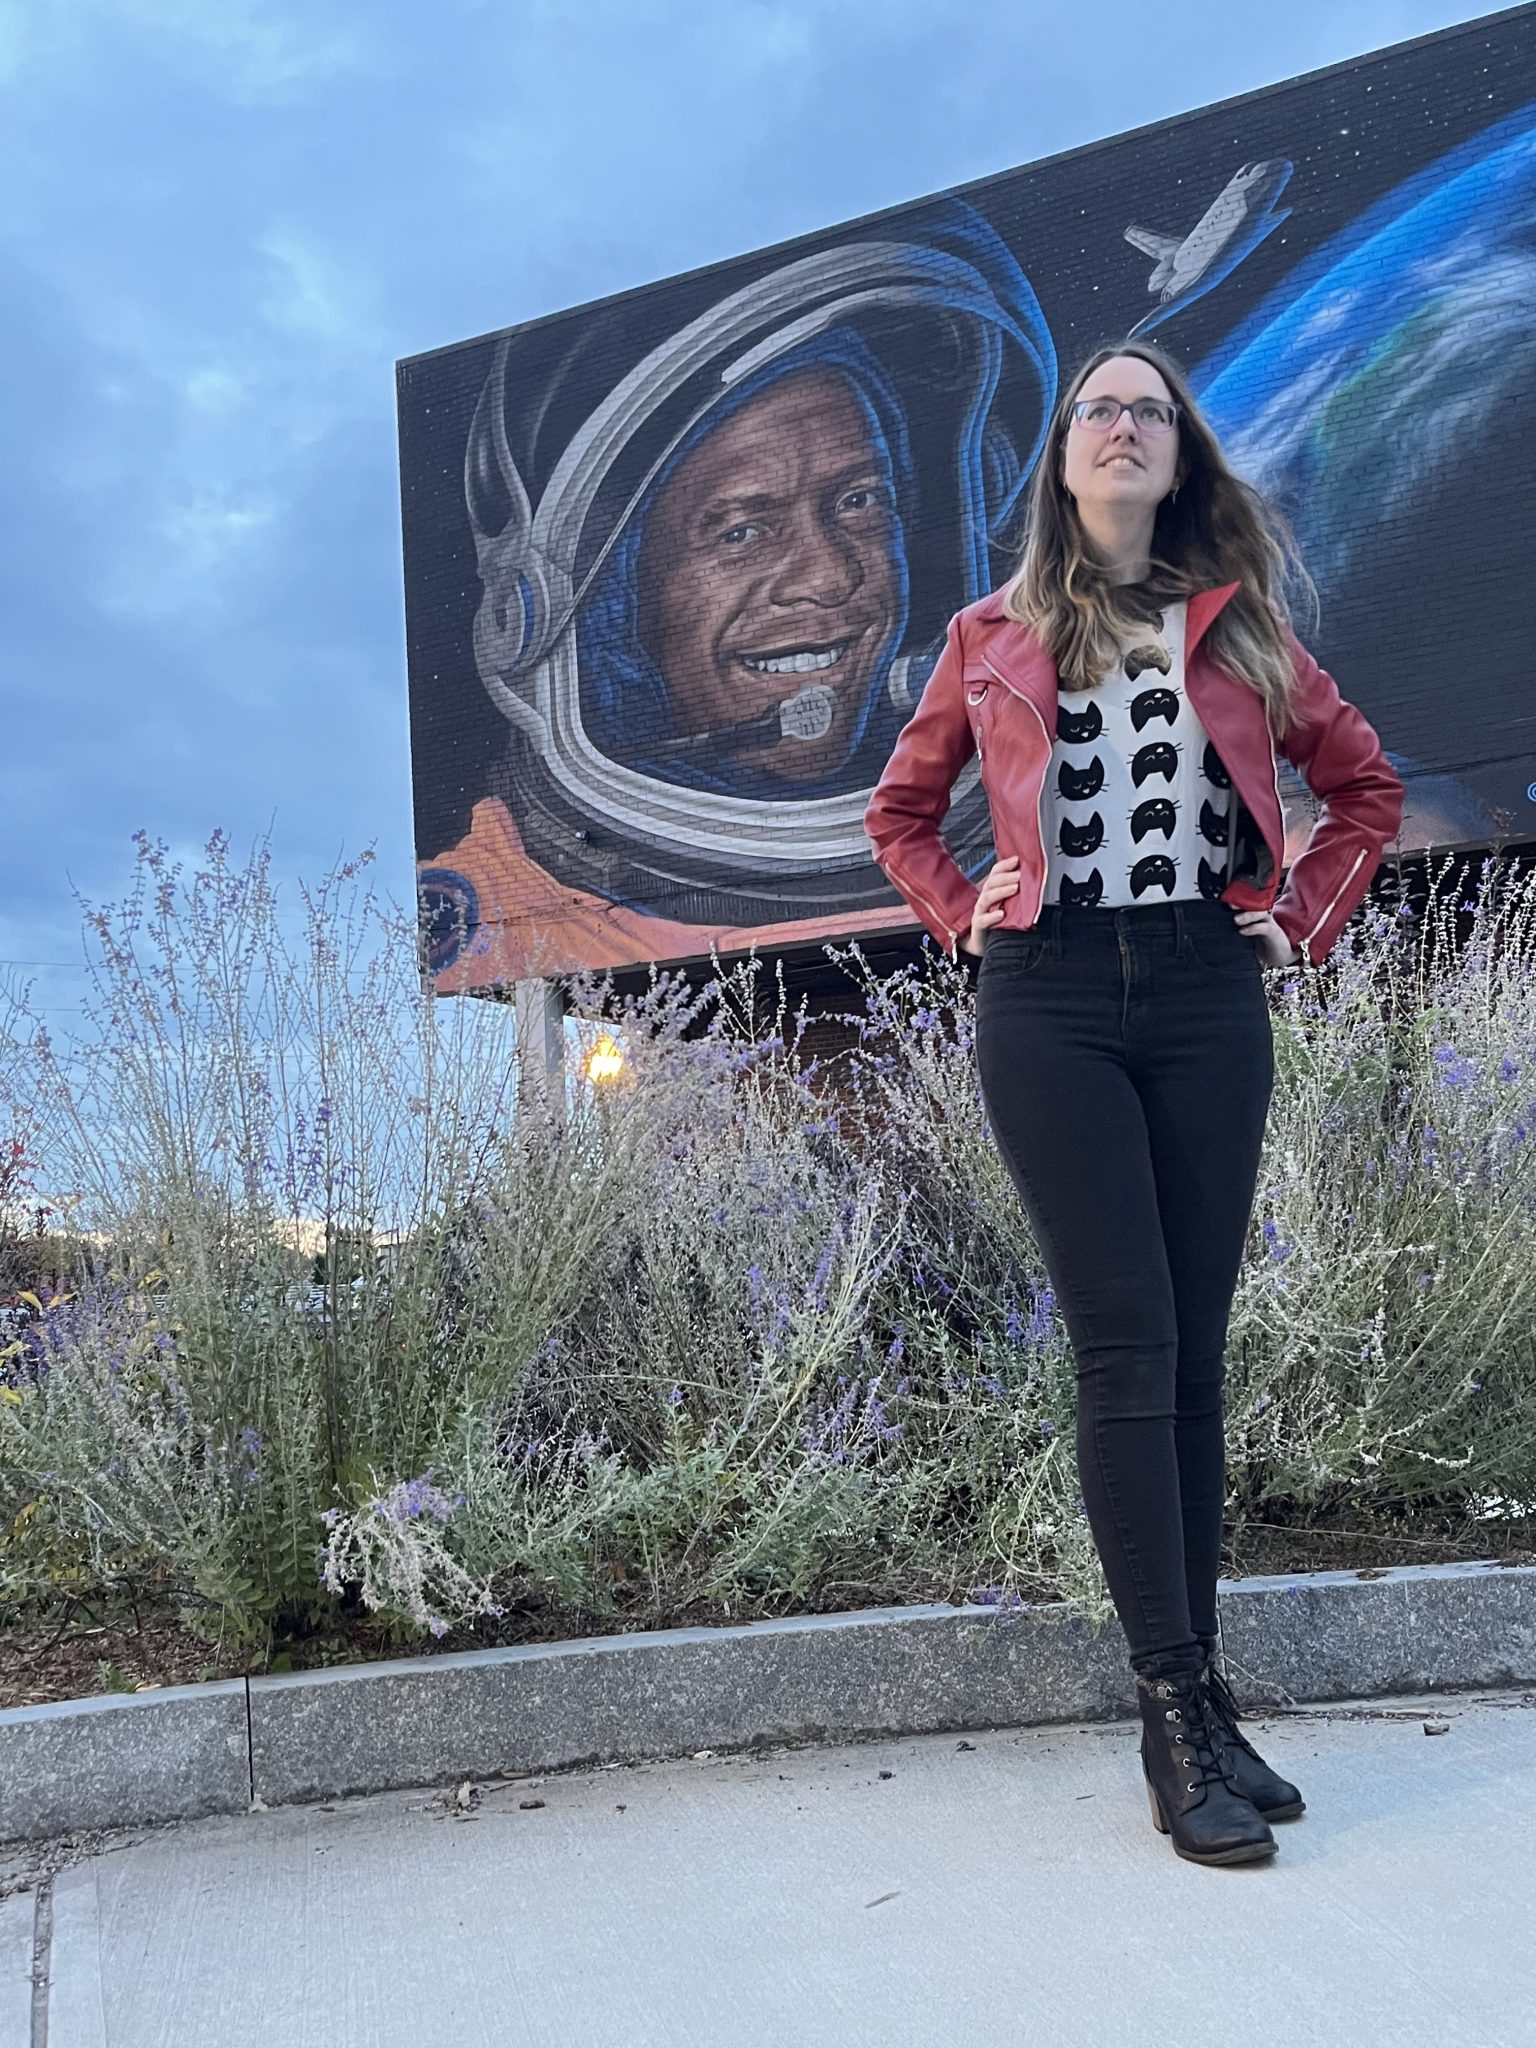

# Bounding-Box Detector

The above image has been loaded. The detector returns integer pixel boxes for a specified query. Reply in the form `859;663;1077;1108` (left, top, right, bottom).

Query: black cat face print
1041;602;1233;910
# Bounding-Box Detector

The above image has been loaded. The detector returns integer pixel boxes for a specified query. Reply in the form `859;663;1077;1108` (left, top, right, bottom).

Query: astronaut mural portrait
409;201;1053;983
400;9;1536;990
622;358;906;793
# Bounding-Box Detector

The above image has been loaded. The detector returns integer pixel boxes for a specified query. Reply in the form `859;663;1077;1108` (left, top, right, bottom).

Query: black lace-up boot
1135;1668;1277;1866
1199;1656;1306;1822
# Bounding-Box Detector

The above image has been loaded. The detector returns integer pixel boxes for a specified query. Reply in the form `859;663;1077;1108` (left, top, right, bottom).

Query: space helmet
464;196;1056;925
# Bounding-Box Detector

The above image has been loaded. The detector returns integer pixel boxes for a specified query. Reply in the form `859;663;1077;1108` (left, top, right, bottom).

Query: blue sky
0;0;1499;1025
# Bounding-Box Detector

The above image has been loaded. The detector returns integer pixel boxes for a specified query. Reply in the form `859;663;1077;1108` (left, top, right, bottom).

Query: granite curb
3;1559;1532;1844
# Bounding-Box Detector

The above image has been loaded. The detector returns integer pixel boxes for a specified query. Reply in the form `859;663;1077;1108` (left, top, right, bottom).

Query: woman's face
1059;354;1181;521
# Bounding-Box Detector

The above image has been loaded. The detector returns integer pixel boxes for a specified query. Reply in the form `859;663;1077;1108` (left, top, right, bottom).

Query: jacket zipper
885;687;1001;958
983;653;1051;924
965;686;988;767
878;854;964;959
1266;725;1283;868
1300;844;1368;967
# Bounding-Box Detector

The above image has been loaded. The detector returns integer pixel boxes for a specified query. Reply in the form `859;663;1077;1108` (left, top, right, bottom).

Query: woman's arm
1268;628;1406;968
863;611;984;961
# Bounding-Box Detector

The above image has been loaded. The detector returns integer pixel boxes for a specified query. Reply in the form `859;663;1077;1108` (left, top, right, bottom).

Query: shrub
1;831;1532;1654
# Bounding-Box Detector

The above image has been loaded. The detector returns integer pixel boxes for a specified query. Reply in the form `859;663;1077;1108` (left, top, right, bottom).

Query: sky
0;0;1509;1030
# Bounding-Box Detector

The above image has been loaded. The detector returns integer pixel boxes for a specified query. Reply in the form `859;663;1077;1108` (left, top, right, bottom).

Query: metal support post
513;978;567;1127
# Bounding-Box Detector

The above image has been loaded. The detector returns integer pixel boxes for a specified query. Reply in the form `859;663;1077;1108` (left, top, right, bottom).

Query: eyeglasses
1069;396;1180;434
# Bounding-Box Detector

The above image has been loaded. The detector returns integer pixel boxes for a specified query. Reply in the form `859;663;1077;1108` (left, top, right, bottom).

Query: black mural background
398;6;1536;984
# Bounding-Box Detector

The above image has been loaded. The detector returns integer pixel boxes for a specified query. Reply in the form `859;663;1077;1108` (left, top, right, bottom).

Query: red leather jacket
864;581;1405;969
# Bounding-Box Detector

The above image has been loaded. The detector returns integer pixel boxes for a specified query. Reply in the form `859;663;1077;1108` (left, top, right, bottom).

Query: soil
3;1518;1532;1713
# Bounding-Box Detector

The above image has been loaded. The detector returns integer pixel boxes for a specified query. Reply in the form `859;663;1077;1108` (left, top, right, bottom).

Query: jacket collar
1185;581;1242;653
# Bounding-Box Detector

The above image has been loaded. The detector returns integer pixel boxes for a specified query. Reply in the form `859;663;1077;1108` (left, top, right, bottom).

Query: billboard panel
398;6;1536;990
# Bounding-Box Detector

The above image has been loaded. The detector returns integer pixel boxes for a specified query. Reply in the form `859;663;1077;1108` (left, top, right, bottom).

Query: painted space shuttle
1124;159;1293;337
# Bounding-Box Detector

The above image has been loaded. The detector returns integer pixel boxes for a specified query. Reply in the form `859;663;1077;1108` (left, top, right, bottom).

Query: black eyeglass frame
1067;396;1182;433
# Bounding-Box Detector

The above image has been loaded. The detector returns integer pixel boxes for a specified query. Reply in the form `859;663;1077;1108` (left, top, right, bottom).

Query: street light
584;1032;626;1085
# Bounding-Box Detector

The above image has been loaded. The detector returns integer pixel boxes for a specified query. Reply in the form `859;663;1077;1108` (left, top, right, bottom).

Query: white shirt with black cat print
1039;599;1233;909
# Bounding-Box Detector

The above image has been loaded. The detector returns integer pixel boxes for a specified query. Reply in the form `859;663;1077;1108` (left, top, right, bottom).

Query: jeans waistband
986;898;1242;952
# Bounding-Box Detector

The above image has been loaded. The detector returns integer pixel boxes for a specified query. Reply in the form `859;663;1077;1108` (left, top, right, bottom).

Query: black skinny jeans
974;898;1274;1678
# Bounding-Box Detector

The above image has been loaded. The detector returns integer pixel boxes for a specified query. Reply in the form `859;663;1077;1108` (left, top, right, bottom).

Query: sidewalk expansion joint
30;1873;52;2048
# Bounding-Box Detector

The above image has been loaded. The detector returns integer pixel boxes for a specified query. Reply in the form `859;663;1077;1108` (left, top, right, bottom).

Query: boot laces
1146;1675;1231;1794
1203;1662;1263;1762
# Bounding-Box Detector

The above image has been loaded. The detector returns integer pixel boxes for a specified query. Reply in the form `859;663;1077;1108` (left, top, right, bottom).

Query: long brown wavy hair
1002;340;1314;727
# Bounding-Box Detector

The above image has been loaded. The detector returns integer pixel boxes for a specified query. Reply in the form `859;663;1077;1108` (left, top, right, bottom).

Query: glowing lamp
585;1033;626;1085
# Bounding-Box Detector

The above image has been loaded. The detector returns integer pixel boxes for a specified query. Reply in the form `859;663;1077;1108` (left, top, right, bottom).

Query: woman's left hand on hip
1231;908;1301;968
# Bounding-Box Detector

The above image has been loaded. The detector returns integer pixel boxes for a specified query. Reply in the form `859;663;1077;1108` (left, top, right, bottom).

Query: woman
863;340;1404;1867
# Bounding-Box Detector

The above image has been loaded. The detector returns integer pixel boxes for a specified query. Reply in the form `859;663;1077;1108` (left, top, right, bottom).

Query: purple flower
1022;1288;1055;1347
370;1473;463;1525
810;1245;834;1309
799;1373;866;1461
766;1292;792;1347
1432;1044;1476;1090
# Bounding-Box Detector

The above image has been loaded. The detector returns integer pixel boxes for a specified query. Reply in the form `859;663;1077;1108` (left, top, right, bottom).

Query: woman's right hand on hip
960;854;1021;957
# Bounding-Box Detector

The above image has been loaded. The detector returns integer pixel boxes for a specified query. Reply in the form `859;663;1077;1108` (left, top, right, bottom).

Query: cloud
110;490;279;618
183;365;249;413
259;230;375;348
13;0;362;99
0;1;28;83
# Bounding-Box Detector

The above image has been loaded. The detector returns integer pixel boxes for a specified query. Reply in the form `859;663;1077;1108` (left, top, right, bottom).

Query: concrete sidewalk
5;1689;1533;2048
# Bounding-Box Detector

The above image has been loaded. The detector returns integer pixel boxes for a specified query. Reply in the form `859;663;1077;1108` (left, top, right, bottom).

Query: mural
398;10;1536;989
1125;160;1294;339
